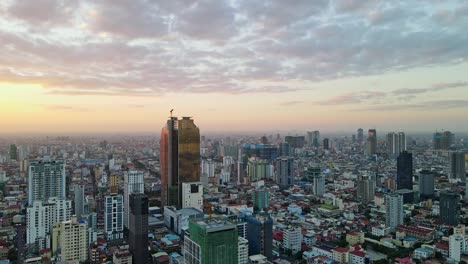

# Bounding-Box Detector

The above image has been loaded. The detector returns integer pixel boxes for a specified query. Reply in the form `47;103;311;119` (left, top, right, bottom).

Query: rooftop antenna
170;109;174;118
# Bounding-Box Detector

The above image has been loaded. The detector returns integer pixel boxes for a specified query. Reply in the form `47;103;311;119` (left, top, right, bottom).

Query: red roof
434;242;449;251
334;247;348;253
397;225;434;234
350;251;366;257
273;231;283;241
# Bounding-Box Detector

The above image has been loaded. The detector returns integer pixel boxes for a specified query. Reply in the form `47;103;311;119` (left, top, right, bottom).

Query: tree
295;251;304;260
8;248;17;262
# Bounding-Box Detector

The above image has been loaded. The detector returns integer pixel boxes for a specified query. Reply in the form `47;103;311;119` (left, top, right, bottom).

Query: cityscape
1;1;468;264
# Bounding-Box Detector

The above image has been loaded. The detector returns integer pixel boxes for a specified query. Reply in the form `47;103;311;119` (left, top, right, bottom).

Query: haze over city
1;0;468;133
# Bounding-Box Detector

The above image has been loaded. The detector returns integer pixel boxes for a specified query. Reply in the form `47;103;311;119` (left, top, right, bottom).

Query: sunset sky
1;0;468;134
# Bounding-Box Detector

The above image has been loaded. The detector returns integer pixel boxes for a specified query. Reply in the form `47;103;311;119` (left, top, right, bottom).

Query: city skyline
1;1;468;133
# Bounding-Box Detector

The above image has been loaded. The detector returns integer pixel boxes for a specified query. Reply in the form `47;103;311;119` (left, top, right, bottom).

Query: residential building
253;188;270;210
182;182;203;211
449;151;466;181
238;237;249;264
275;157;295;186
385;193;403;230
52;216;88;263
246;213;273;260
283;226;302;253
104;194;124;240
306;166;324;196
28;158;66;204
113;249;133;264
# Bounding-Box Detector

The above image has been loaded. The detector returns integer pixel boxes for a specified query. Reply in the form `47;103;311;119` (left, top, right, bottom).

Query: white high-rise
386;132;406;158
449;234;468;262
123;170;144;228
105;195;124;240
385;193;404;229
52;216;88;263
28;158;66;204
283;226;302;253
26;198;72;250
182;182;203;211
238;237;249;264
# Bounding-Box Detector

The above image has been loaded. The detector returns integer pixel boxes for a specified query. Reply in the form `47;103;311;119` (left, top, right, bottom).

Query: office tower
124;170;144;229
367;129;377;155
440;191;459;226
27;198;72;250
323;138;330;150
275;157;294;186
246;213;273;259
357;128;364;143
184;219;238;264
52;216;88;262
357;177;375;204
418;170;435;200
104;194;124;240
201;159;215;185
129;193;149;264
283;226;302;253
253;187;270;211
238;237;249;264
307;131;320;147
279;142;291;157
74;184;88;221
433;131;455;150
449;234;465;262
9;144;17;161
385;193;403;229
182;182;203;211
449;151;466;181
28;158;66;205
397;151;413;190
306;166;324;196
387;132;406;158
284;136;306;148
109;174;120;194
161;116;200;209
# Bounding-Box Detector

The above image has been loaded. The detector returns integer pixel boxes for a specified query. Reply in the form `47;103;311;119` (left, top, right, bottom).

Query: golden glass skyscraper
160;116;200;209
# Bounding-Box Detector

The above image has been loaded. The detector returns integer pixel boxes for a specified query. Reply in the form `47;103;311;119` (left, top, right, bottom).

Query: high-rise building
28;158;66;205
182;182;203;211
284;136;305;149
323;138;330;150
367;129;377;155
246;213;273;259
306;166;324;196
253;188;270;211
109;174;120;194
386;132;406;158
385;193;403;229
238;237;249;264
124;170;144;229
357;177;375;204
160;116;200;209
104;194;124;241
357;128;364;143
184;219;238;264
433;131;455;150
247;158;273;182
74;184;88;221
397;151;413;190
9;144;17;161
283;225;302;253
129;193;149;264
275;157;294;186
440;191;459;226
27;198;72;250
52;216;88;263
448;234;466;262
307;131;320;147
418;170;435;200
279;142;291;157
449;151;466;181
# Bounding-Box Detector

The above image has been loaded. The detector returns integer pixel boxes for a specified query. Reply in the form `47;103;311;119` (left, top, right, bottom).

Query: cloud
279;101;304;106
317;91;386;105
392;81;468;95
42;105;88;112
355;100;468;111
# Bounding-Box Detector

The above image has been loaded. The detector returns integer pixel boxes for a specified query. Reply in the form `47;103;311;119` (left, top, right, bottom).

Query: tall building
357;128;364;143
418;170;435;200
253;188;270;210
182;182;203;211
246;213;273;259
238;237;249;264
433;131;455;150
109;174;120;194
184;219;238;264
357;177;375;204
129;193;149;264
160;116;201;209
306;166;325;196
28;158;66;205
385;193;403;229
27;198;72;250
247;158;272;182
449;151;466;181
9;144;17;161
386;132;406;157
440;191;459;226
284;136;305;148
275;157;294;186
124;170;144;229
448;234;466;262
323;138;330;150
279;142;291;157
74;184;88;221
52;216;88;263
307;131;320;147
283;225;302;253
104;194;124;241
367;129;377;155
397;151;413;190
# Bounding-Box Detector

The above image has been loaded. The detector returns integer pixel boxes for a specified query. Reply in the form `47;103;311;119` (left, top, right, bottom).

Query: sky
1;0;468;134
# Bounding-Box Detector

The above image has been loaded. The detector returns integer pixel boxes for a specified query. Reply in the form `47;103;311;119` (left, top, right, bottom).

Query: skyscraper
253;187;270;211
357;128;364;143
246;212;273;260
323;138;330;150
9;144;17;161
307;131;320;147
28;158;66;205
160;116;201;209
367;129;377;155
440;191;459;226
387;132;406;158
433;131;455;150
129;193;149;264
357;176;375;204
184;219;238;264
449;151;466;181
385;193;403;229
104;194;124;240
418;170;435;200
52;216;88;262
306;166;325;196
74;184;88;221
275;157;294;186
124;170;144;229
397;151;413;190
